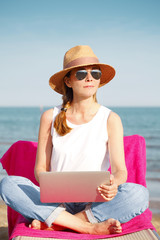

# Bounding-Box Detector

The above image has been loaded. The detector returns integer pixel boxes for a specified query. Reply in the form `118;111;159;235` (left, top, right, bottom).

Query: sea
0;106;160;212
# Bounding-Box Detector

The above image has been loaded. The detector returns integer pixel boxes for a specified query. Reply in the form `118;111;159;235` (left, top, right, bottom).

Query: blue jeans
0;176;149;227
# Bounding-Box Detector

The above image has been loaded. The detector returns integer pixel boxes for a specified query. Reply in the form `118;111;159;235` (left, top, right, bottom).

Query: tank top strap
98;106;111;120
51;105;61;136
94;106;111;141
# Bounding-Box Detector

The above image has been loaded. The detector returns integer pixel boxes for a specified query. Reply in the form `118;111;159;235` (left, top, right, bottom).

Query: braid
54;79;73;136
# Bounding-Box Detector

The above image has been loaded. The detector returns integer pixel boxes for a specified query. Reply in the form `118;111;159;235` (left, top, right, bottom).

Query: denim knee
0;176;11;199
119;183;149;210
0;175;24;202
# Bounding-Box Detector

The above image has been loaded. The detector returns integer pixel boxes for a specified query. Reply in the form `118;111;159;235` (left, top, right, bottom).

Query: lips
83;85;94;88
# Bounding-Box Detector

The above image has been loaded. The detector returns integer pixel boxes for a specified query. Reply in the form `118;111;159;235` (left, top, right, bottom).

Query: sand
0;204;160;240
0;204;8;240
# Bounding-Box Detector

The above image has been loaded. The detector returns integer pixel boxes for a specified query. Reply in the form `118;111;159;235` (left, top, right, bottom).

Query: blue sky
0;0;160;106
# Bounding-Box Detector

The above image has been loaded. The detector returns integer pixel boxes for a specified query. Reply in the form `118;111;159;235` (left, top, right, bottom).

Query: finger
102;192;117;199
99;188;117;196
98;184;117;192
100;193;110;201
98;187;118;198
98;186;110;192
101;185;115;191
99;184;114;190
100;193;116;201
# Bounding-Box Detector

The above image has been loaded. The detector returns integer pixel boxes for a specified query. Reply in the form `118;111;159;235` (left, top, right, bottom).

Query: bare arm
98;112;127;201
34;109;53;183
107;112;127;185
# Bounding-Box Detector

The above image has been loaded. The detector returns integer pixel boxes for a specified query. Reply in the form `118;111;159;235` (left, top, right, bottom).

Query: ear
64;76;72;88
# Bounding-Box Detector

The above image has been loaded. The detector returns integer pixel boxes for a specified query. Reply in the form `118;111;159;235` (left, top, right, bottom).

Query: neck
70;97;99;115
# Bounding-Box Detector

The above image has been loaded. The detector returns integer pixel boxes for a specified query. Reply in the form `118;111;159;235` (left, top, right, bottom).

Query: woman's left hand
98;174;118;201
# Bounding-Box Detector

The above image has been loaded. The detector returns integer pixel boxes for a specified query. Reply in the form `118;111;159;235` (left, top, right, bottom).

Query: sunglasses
75;69;102;80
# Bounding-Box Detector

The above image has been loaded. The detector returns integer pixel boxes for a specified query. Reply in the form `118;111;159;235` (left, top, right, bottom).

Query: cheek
72;82;84;92
95;80;100;88
97;80;101;86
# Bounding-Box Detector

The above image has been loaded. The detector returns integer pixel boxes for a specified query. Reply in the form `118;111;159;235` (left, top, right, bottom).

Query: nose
85;71;93;81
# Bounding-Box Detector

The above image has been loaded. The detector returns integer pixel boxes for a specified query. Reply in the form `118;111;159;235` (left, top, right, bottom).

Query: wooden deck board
13;229;159;240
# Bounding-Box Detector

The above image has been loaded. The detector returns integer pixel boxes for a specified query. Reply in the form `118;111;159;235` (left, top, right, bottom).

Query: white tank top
50;105;111;172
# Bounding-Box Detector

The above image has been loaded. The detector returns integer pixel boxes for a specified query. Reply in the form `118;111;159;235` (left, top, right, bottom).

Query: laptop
39;171;110;203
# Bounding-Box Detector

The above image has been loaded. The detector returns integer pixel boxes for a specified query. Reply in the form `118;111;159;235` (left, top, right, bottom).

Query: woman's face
65;66;101;100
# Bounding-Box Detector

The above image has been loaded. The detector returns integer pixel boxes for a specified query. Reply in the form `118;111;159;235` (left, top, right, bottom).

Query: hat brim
49;63;115;94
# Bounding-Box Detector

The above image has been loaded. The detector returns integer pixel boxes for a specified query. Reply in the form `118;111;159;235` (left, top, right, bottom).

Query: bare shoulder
107;111;123;133
108;111;122;124
40;108;54;127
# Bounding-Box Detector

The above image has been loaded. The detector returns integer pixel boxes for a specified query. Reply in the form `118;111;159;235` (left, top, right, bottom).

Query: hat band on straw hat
64;57;99;69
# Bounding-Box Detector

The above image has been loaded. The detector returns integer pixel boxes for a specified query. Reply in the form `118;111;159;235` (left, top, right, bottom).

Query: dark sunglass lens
91;70;102;80
76;70;87;80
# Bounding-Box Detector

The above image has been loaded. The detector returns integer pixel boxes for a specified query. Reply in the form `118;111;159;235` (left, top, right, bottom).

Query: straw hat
49;45;115;94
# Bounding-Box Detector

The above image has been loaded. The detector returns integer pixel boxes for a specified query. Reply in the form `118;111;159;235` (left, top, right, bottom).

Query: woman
0;45;149;235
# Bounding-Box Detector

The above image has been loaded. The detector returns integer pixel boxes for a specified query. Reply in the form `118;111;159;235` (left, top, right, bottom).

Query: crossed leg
29;210;122;234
